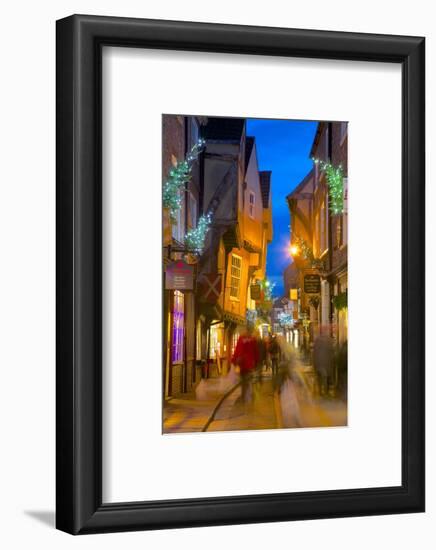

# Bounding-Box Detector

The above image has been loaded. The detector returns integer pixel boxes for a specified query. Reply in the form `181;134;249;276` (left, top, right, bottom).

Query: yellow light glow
290;244;300;256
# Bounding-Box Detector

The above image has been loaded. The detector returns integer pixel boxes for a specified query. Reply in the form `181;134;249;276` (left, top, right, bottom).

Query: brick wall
315;123;329;162
162;114;185;177
331;122;348;274
163;115;185;398
331;122;348;175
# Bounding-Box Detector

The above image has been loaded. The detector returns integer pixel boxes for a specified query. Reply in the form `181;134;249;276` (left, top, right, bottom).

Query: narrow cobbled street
162;116;349;436
163;353;347;434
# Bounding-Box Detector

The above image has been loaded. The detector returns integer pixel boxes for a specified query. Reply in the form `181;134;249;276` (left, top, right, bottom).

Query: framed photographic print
56;15;425;534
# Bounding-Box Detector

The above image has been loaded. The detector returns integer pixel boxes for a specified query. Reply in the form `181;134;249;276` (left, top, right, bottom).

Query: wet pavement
163;360;347;434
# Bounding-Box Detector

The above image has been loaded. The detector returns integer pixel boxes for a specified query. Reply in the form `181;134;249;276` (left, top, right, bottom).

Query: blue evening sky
246;119;318;297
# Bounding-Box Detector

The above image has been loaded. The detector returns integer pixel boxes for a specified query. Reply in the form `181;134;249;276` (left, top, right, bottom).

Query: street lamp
290;244;300;257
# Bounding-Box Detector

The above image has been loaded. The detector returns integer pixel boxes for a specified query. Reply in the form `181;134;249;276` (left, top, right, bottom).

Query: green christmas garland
184;212;212;255
163;137;214;256
313;158;345;215
293;235;324;269
259;277;276;301
163;138;205;221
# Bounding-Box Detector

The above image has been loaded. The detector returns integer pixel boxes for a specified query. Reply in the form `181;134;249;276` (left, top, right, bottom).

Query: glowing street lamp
290;244;300;257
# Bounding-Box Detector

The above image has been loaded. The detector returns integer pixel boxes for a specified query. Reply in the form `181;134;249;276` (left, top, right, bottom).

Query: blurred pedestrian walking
256;336;267;380
268;335;281;387
313;327;334;397
231;324;259;404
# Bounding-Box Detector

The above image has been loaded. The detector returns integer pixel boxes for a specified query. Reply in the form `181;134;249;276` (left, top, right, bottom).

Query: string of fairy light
291;235;324;269
312;158;345;215
163;137;212;254
290;159;345;265
260;277;275;301
184;212;212;255
163;138;206;221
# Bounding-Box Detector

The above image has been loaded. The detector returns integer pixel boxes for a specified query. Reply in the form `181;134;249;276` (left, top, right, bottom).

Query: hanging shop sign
165;260;194;290
304;274;321;294
250;283;262;301
290;288;298;300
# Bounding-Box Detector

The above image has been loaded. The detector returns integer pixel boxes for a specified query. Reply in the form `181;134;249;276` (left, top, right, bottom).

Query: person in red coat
232;324;259;404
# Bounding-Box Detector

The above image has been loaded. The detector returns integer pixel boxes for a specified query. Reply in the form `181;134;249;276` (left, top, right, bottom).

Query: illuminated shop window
209;324;222;359
172;290;184;363
231;331;239;355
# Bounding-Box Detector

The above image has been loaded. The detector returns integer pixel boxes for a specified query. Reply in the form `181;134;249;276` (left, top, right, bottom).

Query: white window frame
229;254;242;300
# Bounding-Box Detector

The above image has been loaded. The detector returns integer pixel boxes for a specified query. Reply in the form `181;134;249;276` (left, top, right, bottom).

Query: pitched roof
202;117;245;142
286;169;314;201
258;171;272;208
245;136;255;170
309;121;325;158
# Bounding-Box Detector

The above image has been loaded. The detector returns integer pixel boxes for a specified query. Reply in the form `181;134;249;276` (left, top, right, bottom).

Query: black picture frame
56;14;425;534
